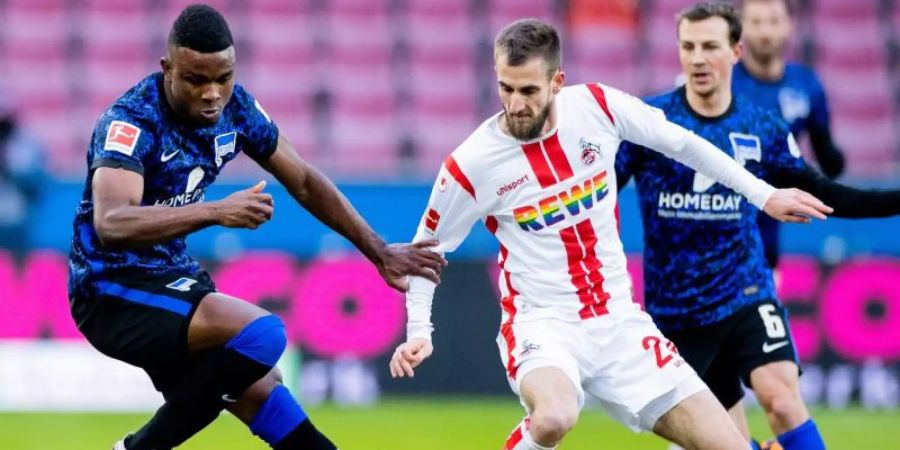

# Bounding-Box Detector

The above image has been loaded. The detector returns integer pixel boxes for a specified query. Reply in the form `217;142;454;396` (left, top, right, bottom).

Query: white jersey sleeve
406;157;483;340
603;86;776;209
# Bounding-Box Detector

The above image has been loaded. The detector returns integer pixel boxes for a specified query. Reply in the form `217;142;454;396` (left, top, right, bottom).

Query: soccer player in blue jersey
616;3;900;450
734;0;846;270
67;5;445;450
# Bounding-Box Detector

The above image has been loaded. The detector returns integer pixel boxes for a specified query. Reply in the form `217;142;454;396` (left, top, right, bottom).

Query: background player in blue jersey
67;6;445;450
734;0;846;269
616;3;900;450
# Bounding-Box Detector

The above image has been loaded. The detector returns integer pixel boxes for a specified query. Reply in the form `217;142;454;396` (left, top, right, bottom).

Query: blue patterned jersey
733;61;831;140
616;86;806;332
68;72;278;299
734;61;834;267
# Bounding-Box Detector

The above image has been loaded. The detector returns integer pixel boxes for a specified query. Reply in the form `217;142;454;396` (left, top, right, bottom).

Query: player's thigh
497;319;586;411
728;300;800;389
187;291;271;353
583;311;702;432
654;388;748;450
73;271;215;369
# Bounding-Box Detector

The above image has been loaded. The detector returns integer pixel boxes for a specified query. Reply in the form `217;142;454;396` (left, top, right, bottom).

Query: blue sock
249;385;308;445
750;439;762;450
777;419;826;450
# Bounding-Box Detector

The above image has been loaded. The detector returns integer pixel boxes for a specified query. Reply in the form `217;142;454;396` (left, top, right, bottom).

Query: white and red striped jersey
405;83;775;340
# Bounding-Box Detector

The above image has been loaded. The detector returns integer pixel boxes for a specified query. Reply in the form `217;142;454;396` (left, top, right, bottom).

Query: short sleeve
234;86;280;162
806;70;831;135
615;141;642;188
89;112;155;175
763;119;809;181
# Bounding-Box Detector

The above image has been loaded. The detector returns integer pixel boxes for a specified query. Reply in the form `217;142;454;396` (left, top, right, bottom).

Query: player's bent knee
226;314;288;368
529;408;578;444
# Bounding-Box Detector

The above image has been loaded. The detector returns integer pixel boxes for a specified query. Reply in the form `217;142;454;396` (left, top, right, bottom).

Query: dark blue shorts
70;270;216;397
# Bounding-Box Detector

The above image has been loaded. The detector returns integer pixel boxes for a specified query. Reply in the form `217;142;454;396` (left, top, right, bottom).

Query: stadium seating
0;0;896;178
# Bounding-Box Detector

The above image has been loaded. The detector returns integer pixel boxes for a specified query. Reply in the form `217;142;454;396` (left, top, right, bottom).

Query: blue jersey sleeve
89;110;156;175
232;86;279;162
806;70;831;138
762;113;808;180
615;141;641;190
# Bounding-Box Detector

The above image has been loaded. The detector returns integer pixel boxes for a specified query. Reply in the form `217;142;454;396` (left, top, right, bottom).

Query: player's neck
685;87;732;118
742;55;785;82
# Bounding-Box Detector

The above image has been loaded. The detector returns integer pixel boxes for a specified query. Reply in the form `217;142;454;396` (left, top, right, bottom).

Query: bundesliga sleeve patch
104;120;141;156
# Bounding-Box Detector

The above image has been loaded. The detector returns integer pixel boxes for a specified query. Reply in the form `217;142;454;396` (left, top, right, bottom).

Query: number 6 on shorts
758;304;786;339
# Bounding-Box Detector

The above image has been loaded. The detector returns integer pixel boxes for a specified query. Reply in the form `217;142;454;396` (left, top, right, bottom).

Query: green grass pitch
1;398;897;449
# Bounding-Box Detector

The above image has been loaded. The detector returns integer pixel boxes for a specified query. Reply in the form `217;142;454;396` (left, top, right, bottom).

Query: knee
756;380;804;426
227;315;288;367
529;407;578;444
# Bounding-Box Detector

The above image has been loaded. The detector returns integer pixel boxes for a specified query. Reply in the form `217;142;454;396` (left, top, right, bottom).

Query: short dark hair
494;18;562;77
677;2;742;45
740;0;794;16
168;4;234;53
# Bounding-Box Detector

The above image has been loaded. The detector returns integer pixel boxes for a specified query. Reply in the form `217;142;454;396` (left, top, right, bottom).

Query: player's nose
200;84;221;102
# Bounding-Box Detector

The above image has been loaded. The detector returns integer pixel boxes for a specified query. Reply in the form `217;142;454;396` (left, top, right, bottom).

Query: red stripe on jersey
587;84;615;125
444;155;476;200
521;142;557;188
485;215;499;234
575;219;610;316
560;225;597;318
498;244;519;380
542;133;574;182
504;425;524;450
614;202;621;233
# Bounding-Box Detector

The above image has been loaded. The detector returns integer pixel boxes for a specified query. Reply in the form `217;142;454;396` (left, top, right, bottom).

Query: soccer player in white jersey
388;19;831;450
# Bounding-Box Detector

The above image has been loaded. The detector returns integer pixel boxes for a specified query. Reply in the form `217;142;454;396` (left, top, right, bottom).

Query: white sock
504;418;556;450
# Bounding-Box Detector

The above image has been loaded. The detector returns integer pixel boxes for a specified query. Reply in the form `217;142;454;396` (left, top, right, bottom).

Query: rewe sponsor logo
512;171;608;232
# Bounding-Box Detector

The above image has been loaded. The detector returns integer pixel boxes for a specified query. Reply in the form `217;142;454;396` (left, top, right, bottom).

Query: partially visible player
68;5;445;450
735;0;845;269
388;18;832;450
616;3;900;450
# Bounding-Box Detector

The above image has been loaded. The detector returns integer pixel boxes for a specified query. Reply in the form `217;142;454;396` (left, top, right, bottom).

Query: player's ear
732;41;743;63
551;70;565;94
160;56;171;77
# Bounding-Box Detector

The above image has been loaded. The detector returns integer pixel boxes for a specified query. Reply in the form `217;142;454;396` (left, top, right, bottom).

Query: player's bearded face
742;2;791;62
162;46;236;126
678;17;741;98
504;96;552;141
496;56;563;141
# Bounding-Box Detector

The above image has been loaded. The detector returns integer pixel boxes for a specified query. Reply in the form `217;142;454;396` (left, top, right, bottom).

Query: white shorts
496;304;708;432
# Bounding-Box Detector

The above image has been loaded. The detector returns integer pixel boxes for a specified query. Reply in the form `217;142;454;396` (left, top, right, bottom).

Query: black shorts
70;270;216;397
663;299;799;409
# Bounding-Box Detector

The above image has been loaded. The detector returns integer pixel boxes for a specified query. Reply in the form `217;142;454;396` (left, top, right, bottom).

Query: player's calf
230;370;336;450
126;314;289;450
750;362;824;450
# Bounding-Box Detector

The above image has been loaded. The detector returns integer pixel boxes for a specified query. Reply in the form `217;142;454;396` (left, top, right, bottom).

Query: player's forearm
288;165;388;264
677;133;776;209
94;203;218;248
769;166;900;218
406;276;437;340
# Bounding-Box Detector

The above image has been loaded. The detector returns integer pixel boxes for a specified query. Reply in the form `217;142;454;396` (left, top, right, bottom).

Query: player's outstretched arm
600;87;833;223
389;337;433;378
768;165;900;218
92;167;273;248
258;135;445;291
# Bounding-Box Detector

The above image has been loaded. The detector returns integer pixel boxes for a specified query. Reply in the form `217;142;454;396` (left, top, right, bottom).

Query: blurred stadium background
0;0;899;448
